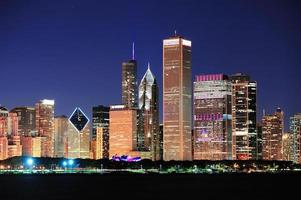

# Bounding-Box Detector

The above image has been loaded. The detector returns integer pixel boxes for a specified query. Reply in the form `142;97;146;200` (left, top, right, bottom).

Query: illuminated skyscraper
92;105;110;159
54;115;69;158
11;107;36;136
36;99;55;157
193;74;232;160
262;108;284;160
122;44;138;109
138;63;160;160
21;136;41;157
0;107;8;160
282;133;290;161
163;35;192;161
230;73;257;160
289;113;301;163
7;112;22;157
109;105;137;158
256;123;263;160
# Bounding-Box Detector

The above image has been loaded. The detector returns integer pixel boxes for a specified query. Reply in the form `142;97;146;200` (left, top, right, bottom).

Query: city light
68;159;74;166
27;158;34;166
63;161;67;167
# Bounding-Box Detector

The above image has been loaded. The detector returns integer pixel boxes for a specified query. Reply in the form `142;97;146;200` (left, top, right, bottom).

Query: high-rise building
122;44;138;109
21;136;41;157
230;73;257;160
36;99;55;157
289;113;301;163
262;108;284;160
91;105;110;159
11;107;36;136
282;133;290;161
138;64;160;160
54;115;69;158
109;105;137;158
193;74;232;160
163;35;192;161
256;123;263;160
0;107;9;160
7;112;22;157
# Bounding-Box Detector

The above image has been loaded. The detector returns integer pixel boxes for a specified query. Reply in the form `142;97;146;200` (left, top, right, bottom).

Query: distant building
163;35;192;161
36;99;55;157
109;105;137;158
289;113;301;163
282;133;290;161
193;74;232;160
7;112;22;157
91;105;110;159
11;107;36;136
138;64;160;160
256;123;263;160
21;136;41;157
230;73;257;160
54;116;69;158
122;46;138;109
262;108;284;160
0;107;9;160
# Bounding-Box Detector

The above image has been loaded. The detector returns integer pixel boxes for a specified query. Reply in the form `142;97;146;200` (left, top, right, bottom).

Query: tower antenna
132;42;135;60
174;30;177;36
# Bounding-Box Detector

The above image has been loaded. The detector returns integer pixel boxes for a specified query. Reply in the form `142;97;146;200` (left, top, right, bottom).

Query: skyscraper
289;113;301;163
7;112;22;157
35;99;55;157
282;132;290;161
92;105;110;159
138;63;160;160
262;108;284;160
163;35;192;161
0;107;8;160
122;44;138;109
193;74;232;160
54;115;69;158
230;73;257;160
109;105;137;158
11;107;36;136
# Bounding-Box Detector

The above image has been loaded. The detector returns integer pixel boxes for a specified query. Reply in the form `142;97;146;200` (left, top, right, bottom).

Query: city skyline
1;0;300;131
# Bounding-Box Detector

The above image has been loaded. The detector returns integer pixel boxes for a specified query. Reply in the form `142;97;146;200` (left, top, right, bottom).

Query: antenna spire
147;62;150;70
132;42;135;60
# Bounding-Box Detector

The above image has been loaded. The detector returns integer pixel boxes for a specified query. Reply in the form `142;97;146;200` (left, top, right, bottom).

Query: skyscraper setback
138;64;160;160
193;74;232;160
230;73;257;160
163;35;192;161
122;44;138;109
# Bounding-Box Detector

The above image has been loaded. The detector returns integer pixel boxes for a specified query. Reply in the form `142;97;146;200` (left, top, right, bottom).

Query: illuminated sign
163;39;179;46
110;105;125;109
41;99;55;105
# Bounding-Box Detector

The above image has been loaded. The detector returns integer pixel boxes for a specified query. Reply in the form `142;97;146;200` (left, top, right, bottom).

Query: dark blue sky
0;0;300;129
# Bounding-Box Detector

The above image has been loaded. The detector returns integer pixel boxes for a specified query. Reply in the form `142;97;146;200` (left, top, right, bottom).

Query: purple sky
0;0;300;130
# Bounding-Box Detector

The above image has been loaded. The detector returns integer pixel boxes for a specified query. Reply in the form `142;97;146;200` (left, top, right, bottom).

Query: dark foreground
0;173;298;200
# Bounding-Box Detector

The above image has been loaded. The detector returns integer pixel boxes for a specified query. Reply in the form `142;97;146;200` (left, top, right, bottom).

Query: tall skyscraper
122;44;138;109
54;115;69;158
92;105;110;159
11;107;36;136
0;107;8;160
289;113;301;163
282;132;290;161
230;73;257;160
193;74;232;160
109;105;137;158
262;108;284;160
163;35;192;161
35;99;55;157
256;123;263;160
7;112;22;157
138;63;160;160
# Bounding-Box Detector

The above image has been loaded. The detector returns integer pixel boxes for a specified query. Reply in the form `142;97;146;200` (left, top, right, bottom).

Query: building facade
163;35;192;161
262;108;284;160
290;113;301;163
193;74;232;160
282;133;290;161
35;99;55;157
122;59;138;109
138;64;161;160
11;107;36;136
54;116;69;158
230;73;257;160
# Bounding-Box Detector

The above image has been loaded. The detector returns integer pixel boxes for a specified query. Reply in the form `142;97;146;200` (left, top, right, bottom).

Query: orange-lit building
7;112;22;157
282;133;290;161
36;99;55;157
163;35;192;161
262;108;284;160
21;136;42;157
109;105;137;158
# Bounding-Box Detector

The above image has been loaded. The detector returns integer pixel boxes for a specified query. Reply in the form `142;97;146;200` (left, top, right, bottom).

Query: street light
63;161;67;168
27;158;34;166
68;159;74;166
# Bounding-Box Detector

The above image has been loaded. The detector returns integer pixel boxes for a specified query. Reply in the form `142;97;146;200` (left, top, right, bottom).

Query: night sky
0;0;300;130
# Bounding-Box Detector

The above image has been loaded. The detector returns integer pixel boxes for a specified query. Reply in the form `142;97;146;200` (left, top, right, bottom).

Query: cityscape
0;1;300;199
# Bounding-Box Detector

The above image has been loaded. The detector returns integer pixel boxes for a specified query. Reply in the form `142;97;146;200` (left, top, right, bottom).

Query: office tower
7;112;22;157
138;64;160;160
256;123;263;160
36;99;55;157
21;136;41;157
122;44;138;109
282;133;290;161
91;105;110;159
67;107;90;159
289;113;301;163
159;124;163;160
193;74;232;160
230;73;257;160
163;35;192;161
109;105;137;158
262;108;284;160
11;107;36;136
0;107;8;160
54;116;69;158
